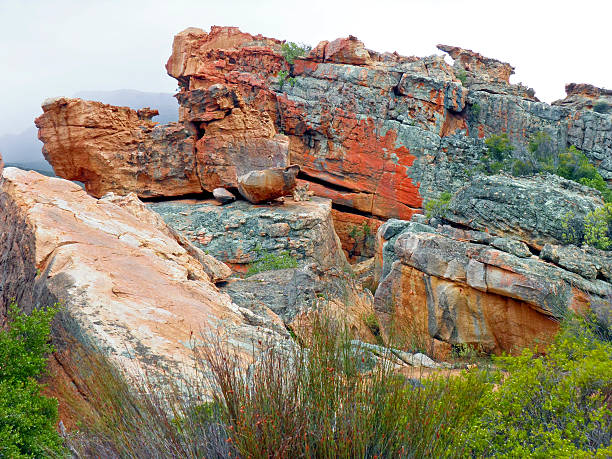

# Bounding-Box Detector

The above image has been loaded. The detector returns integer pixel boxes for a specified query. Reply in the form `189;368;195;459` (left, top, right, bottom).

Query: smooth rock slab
0;168;289;390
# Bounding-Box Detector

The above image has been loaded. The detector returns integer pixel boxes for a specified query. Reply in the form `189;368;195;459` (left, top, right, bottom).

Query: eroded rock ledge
374;174;612;354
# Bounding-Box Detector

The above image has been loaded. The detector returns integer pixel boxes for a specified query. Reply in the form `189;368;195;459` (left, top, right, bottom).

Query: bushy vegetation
246;245;298;277
464;313;612;457
59;308;612;458
277;70;296;90
584;203;612;250
201;318;489;458
479;132;612;205
280;42;311;65
424;191;452;219
0;303;65;458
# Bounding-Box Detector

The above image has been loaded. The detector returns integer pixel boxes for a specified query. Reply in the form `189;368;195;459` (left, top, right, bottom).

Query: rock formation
35;26;612;263
374;174;612;354
149;196;347;273
0;168;292;391
26;25;612;357
35;97;200;198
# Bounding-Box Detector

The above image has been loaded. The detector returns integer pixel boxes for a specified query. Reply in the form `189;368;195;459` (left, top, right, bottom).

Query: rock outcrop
553;83;612;113
0;168;290;389
149;196;347;273
36;26;612;256
374;174;612;354
35;98;200;198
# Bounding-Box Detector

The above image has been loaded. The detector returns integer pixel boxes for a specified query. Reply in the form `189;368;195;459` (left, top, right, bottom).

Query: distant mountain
0;90;178;174
0;127;51;172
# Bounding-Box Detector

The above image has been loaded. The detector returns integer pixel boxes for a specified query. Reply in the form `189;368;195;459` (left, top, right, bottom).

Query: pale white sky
0;0;610;135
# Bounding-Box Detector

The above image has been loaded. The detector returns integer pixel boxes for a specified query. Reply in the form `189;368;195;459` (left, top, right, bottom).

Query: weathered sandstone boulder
237;165;300;203
221;264;379;344
149;196;348;273
0;168;289;390
35;97;200;198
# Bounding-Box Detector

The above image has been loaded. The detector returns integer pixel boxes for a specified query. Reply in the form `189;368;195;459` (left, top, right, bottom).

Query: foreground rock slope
0;168;290;387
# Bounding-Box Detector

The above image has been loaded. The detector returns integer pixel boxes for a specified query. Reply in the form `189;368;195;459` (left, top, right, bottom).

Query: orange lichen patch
289;113;423;219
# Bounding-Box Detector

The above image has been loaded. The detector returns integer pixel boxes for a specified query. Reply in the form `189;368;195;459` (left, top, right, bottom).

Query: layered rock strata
149;196;347;273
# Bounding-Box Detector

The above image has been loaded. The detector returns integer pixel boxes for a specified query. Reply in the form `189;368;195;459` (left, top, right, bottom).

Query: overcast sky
0;0;610;136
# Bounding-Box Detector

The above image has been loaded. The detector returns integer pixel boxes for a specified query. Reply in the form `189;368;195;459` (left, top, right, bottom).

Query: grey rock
212;187;236;204
491;237;532;258
446;174;604;248
149;196;347;272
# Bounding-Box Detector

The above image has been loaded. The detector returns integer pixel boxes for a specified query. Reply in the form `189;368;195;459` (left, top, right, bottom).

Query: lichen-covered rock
373;221;611;354
446;174;604;249
149;196;347;273
35;26;612;265
237;165;300;203
0;168;288;391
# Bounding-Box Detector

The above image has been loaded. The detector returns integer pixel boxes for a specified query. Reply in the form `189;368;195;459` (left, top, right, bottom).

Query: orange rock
35;97;200;198
324;36;371;65
330;209;383;263
237;165;300;203
377;264;558;355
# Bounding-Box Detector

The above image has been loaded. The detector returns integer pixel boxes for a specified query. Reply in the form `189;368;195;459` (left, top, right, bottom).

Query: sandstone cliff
28;26;612;356
35;26;612;262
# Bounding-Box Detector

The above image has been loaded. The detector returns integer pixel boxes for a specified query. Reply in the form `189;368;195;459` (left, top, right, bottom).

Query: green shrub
246;245;298;277
425;191;452;219
561;211;584;245
593;101;611;114
281;42;311;65
0;303;65;458
456;69;467;85
470;102;481;117
485;133;514;162
584;203;612;250
464;313;612;457
277;70;296;90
